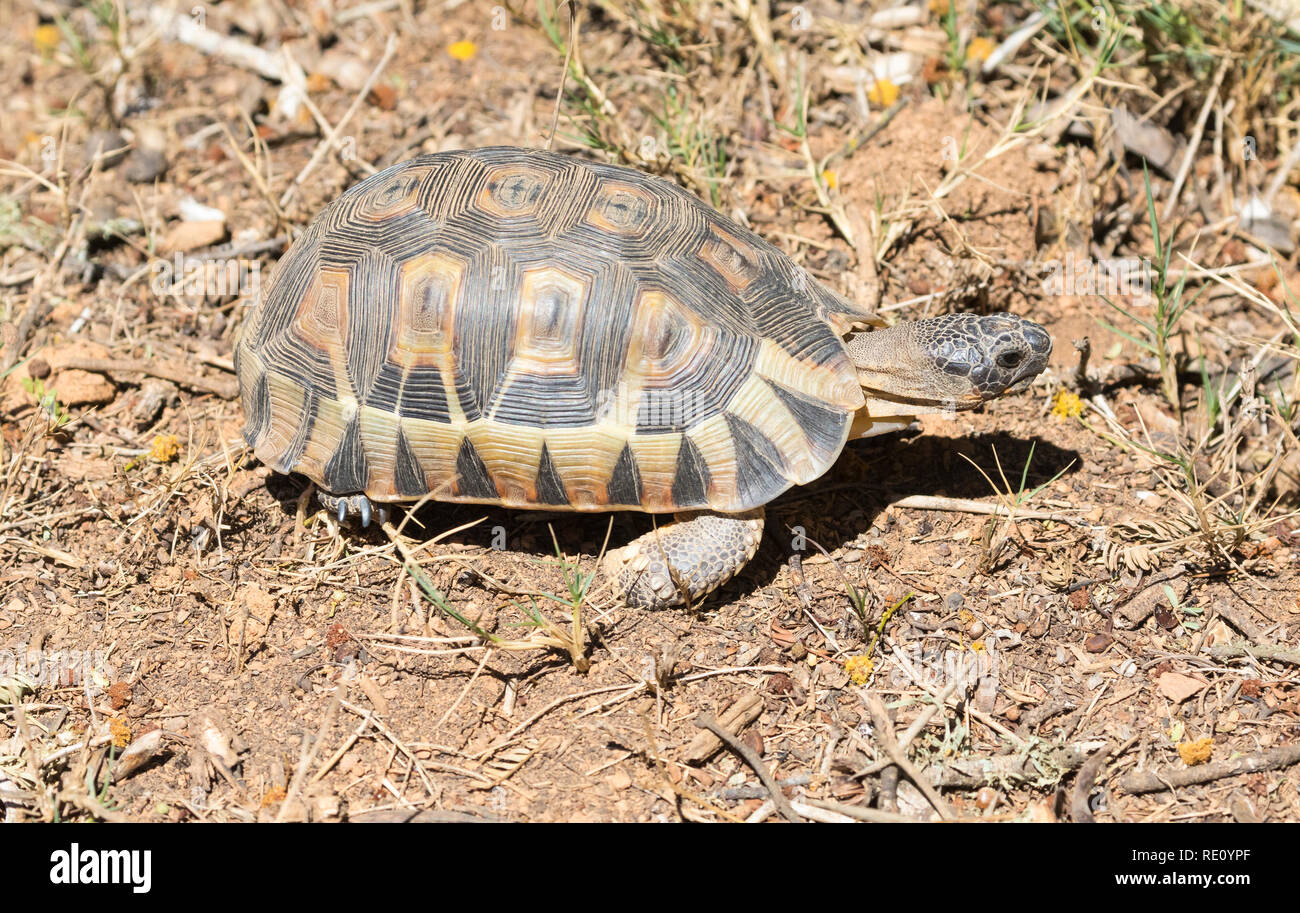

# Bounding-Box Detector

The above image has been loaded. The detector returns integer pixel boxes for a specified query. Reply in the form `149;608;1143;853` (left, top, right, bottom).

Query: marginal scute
606;443;643;505
671;435;711;507
454;436;498;500
722;412;789;506
534;444;570;505
324;415;370;494
236;146;869;513
393;427;428;497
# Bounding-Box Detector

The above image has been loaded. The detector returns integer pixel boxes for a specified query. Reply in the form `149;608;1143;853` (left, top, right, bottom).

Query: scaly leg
603;509;765;609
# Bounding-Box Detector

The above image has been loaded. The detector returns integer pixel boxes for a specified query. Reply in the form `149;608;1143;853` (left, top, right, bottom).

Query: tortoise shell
235;147;878;513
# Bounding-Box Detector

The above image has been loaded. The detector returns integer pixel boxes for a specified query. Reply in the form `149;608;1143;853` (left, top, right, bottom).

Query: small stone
54;369;116;406
159;220;227;254
607;768;632;790
84;129;128;168
368;83;397;111
1085;632;1113;653
316;48;370;91
27;358;50;379
945;592;965;611
124;147;168;183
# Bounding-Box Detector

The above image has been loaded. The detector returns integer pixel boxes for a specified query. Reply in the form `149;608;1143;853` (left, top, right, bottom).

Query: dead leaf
1156;671;1206;704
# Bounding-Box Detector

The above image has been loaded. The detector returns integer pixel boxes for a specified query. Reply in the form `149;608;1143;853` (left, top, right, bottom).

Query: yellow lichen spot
1051;390;1084;421
821;169;838;190
305;72;332;94
1177;737;1213;766
845;654;874;685
34;23;61;55
867;79;899;108
971;639;985;653
110;716;131;749
448;40;478;62
966;36;995;64
150;434;181;463
957;608;974;626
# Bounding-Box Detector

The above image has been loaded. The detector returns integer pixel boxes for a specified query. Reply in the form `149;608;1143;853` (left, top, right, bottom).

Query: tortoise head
844;312;1052;417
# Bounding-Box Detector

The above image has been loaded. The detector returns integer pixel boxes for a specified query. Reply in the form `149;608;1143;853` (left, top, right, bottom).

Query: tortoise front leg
604;509;765;609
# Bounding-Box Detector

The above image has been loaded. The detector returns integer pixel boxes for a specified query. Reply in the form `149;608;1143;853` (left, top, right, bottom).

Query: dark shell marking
235;147;871;513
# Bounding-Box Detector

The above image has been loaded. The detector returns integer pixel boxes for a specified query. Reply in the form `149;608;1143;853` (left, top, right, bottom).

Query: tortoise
235;146;1051;609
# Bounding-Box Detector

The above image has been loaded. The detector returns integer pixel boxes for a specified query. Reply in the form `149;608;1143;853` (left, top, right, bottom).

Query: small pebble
125;147;168;183
84;129;128;168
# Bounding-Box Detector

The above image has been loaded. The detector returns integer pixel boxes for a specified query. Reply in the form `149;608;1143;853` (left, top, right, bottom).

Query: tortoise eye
996;351;1022;370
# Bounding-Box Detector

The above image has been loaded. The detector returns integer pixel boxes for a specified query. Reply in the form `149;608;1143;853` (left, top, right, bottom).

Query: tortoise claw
320;491;386;528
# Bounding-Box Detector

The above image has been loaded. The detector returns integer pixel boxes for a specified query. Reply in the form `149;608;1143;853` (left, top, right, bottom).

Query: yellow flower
966;36;995;64
1051;390;1084;421
821;169;838;190
1177;737;1213;766
867;79;899;108
34;24;61;55
149;434;180;463
448;40;478;62
845;654;874;685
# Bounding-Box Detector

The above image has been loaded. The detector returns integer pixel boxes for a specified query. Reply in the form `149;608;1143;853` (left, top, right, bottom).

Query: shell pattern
235;147;874;513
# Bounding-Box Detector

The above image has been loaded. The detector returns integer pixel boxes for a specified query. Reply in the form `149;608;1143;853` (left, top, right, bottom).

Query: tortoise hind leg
604;509;765;609
317;491;389;528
